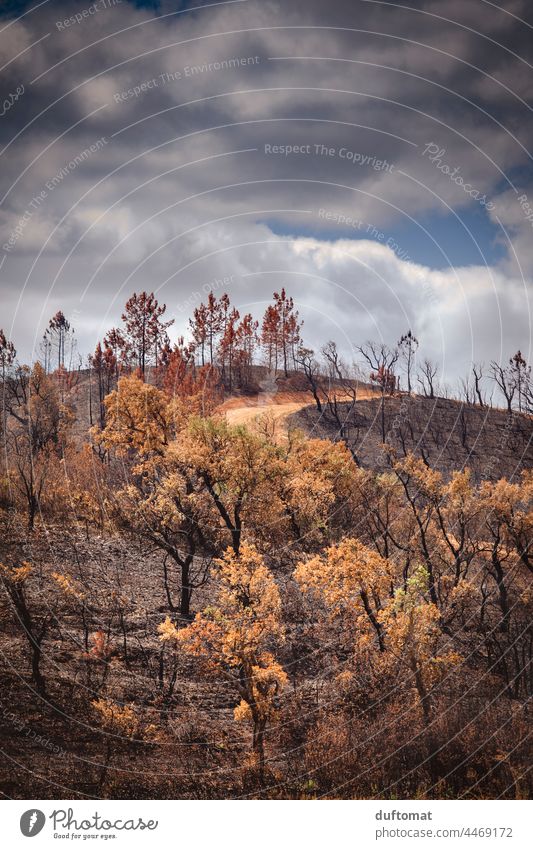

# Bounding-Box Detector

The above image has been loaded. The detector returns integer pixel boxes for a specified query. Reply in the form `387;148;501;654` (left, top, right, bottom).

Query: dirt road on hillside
220;387;378;435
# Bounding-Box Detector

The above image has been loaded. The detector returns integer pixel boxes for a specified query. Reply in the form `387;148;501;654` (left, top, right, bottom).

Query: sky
1;0;533;389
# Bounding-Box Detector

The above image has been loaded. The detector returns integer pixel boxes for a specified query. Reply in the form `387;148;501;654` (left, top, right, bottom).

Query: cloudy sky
1;0;532;386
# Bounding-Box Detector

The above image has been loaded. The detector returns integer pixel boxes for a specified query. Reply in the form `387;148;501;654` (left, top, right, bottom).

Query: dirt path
220;387;378;436
221;391;313;432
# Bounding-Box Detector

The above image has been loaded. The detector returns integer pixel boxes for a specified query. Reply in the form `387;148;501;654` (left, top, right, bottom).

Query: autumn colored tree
485;471;533;577
102;445;213;617
0;559;49;695
297;540;462;785
296;537;393;652
158;337;190;390
189;301;209;367
280;431;357;549
159;543;287;775
275;288;302;376
389;453;449;607
377;567;462;782
218;304;240;391
475;475;533;697
261;289;302;377
158;336;223;416
89;342;117;429
56;442;108;534
172;417;284;557
111;476;213;616
104;326;130;375
190;292;251;379
121;291;174;375
95;376;219;615
233;313;259;390
4;362;72;528
478;479;517;636
389;454;487;624
201;292;225;366
91;698;154;794
261;303;281;372
166;419;356;563
94;373;175;459
346;464;404;561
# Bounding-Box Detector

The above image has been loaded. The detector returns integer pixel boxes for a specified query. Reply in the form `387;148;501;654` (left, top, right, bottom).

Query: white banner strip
3;799;532;848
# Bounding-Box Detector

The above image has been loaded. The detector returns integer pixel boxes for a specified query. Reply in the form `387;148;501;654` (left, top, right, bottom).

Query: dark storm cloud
0;0;532;375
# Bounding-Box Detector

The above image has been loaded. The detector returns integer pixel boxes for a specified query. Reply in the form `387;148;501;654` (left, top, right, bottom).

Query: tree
190;292;241;371
0;560;49;695
417;358;438;399
276;288;302;376
357;342;398;443
398;330;419;395
43;310;74;373
106;467;212;617
260;289;302;376
94;373;175;459
478;474;533;641
189;301;209;367
490;360;515;414
389;453;481;611
261;304;281;372
204;292;224;366
321;341;359;452
173;417;283;556
104;326;130;375
0;329;16;452
459;373;474;405
218;305;240;391
297;539;461;782
89;342;117;429
279;431;359;550
378;567;461;779
389;453;443;607
121;292;174;375
296;537;393;652
4;362;71;528
295;347;323;412
233;313;259;390
95;375;209;616
161;339;222;415
510;351;530;413
472;363;486;407
159;543;287;776
0;329;16;379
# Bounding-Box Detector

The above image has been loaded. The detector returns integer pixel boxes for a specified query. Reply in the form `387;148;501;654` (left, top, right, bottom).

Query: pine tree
121;292;174;375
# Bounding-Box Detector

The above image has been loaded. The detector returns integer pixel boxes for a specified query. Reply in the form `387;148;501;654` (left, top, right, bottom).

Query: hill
289;393;533;482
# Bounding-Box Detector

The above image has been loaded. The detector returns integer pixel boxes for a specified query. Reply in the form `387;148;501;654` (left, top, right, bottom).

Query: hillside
70;370;533;478
1;368;531;802
290;393;533;482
